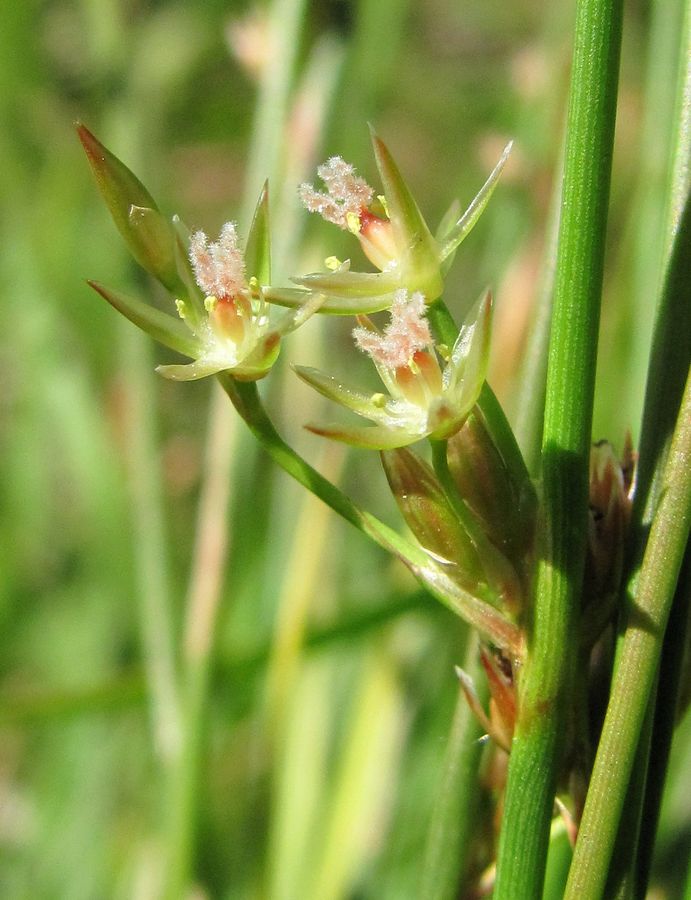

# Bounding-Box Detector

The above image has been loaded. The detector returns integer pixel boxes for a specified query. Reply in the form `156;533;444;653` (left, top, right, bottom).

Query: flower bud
447;411;537;573
381;447;487;595
76;123;186;296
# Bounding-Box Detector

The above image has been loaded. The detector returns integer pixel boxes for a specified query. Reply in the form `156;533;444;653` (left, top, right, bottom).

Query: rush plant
75;0;691;893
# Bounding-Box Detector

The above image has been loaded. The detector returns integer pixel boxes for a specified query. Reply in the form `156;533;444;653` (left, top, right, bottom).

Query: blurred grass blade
420;633;486;900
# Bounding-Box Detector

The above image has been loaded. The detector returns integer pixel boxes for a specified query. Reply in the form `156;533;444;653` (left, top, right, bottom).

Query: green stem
220;376;523;656
635;547;691;894
607;4;691;887
564;369;691;898
512;138;563;476
494;0;623;892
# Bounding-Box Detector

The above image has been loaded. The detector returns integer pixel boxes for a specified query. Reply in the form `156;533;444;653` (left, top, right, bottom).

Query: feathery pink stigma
189;222;246;299
353;290;432;369
299;157;374;229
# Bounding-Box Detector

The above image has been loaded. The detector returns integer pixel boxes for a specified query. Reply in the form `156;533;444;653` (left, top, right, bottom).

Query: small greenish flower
295;288;492;448
155;221;322;382
266;129;511;316
78;123;322;382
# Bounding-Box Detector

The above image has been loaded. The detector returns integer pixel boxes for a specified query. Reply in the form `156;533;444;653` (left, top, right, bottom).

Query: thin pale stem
120;326;182;764
161;0;309;894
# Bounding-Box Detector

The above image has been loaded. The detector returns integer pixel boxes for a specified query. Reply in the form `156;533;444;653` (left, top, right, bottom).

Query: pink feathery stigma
353;290;433;369
189;222;246;298
298;157;374;229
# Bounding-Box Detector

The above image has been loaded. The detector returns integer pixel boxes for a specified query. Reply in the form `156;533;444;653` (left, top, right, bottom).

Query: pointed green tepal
245;181;271;285
438;141;513;271
76;123;185;296
88;280;199;357
369;125;443;302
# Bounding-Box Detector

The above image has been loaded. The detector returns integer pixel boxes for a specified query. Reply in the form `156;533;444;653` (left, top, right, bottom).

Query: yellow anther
249;276;259;292
346;211;362;235
175;299;188;320
371;392;387;408
325;256;342;271
204;295;218;313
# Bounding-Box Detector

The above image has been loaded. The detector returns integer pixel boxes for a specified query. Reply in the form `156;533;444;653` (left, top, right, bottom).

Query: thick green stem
493;0;623;893
565;370;691;898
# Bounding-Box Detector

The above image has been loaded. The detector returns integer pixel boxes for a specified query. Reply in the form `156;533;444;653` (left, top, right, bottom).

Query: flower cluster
79;119;531;650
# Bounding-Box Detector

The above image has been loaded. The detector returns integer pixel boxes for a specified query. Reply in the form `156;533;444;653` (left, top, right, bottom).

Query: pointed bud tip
75;123;104;159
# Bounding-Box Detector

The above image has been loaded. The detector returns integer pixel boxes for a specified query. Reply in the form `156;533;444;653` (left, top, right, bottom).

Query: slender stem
635;547;691;894
221;376;523;656
494;0;623;892
608;5;691;887
564;369;691;898
512;138;563;476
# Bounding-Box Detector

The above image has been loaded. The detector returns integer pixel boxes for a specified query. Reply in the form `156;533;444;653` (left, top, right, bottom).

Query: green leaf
293;268;400;302
435;197;461;242
88;280;199;358
304;421;417;449
171;215;206;328
267;284;394;316
444;290;493;402
271;292;325;334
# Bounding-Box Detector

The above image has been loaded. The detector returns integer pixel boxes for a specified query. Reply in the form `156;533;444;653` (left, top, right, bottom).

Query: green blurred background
1;0;689;897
